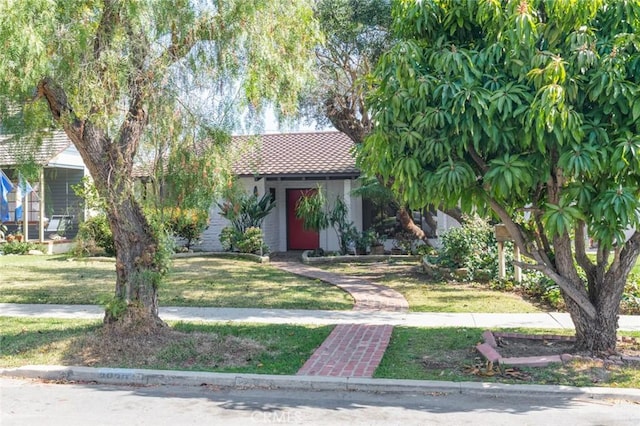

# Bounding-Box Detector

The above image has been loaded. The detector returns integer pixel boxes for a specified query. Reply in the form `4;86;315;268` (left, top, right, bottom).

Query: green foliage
295;186;355;255
513;272;564;310
392;230;418;254
302;0;391;134
353;228;376;253
236;227;268;255
97;295;128;321
0;241;39;255
294;187;330;232
493;271;640;315
0;1;319;128
437;216;510;281
166;208;210;250
220;226;267;255
360;0;640;348
74;214;115;257
621;274;640;315
0;0;320;319
360;0;640;245
217;187;274;253
159;133;234;214
219;226;240;252
71;177;105;212
219;188;276;235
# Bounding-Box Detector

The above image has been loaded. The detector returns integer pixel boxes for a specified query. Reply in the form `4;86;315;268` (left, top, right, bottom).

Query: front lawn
317;261;546;313
0;317;332;375
376;326;640;388
4;317;639;388
0;255;354;310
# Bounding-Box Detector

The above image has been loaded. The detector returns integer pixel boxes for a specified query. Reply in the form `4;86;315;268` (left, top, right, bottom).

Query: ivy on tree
360;0;640;352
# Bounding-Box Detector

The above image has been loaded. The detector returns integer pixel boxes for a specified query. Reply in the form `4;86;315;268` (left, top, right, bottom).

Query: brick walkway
273;263;409;312
271;261;408;378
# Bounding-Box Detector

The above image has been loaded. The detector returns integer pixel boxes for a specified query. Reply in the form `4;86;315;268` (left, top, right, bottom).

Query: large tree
307;0;454;240
0;0;317;327
305;0;390;144
360;0;640;353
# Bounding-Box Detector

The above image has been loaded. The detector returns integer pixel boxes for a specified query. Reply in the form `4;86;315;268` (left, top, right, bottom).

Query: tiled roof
0;131;72;166
232;131;359;178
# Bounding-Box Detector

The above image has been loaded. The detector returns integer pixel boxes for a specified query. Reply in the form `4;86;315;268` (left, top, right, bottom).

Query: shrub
166;207;209;250
295;187;354;255
219;226;267;254
74;214;115;256
0;241;39;255
218;190;275;234
437;216;511;280
219;226;240;251
621;273;640;315
236;227;268;254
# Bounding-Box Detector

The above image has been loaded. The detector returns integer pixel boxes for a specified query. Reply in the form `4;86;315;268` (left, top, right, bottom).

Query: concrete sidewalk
2;303;640;330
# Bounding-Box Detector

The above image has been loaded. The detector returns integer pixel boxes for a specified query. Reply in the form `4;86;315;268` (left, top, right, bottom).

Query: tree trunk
566;295;619;353
549;228;639;354
104;189;164;327
38;78;165;329
398;207;426;241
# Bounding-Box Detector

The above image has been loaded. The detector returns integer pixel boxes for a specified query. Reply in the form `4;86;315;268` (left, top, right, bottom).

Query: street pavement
2;377;640;426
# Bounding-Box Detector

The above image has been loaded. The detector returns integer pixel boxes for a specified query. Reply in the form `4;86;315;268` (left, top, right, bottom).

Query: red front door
287;188;320;250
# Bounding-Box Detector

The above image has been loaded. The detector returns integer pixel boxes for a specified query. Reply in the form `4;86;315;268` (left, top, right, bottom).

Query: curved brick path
271;261;408;378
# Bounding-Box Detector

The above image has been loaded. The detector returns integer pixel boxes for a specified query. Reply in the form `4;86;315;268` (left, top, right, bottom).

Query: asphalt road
2;378;639;426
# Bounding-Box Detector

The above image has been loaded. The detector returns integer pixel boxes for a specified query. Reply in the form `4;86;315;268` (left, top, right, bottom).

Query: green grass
0;317;103;367
376;326;640;388
0;317;332;375
317;261;546;313
0;255;353;310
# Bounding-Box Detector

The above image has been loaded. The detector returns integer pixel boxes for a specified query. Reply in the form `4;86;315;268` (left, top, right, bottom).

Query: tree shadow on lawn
0;317;331;375
379;326;640;388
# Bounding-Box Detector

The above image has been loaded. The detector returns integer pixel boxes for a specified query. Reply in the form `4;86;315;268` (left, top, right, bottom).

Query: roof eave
237;172;361;181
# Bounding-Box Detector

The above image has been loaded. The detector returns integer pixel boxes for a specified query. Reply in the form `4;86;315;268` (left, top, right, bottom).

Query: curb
3;365;640;402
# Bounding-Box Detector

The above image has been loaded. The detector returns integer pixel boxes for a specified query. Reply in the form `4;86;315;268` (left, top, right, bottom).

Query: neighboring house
0;131;87;241
200;131;363;252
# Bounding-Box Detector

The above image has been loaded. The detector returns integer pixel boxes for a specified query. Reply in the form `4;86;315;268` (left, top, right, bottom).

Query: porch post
39;168;45;242
343;179;353;227
22;191;28;241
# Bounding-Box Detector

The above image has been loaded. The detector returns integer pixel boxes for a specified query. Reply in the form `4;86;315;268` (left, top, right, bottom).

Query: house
198;131;460;253
200;132;363;252
0;131;87;241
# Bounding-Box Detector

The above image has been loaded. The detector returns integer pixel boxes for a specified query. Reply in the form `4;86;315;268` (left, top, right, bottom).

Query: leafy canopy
0;0;318;142
360;0;640;250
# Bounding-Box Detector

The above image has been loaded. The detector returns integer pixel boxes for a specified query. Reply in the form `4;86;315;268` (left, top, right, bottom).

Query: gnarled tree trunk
568;296;620;353
105;187;163;326
38;78;164;328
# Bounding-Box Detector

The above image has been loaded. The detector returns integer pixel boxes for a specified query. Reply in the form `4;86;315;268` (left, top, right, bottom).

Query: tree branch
94;0;122;61
574;220;594;275
467;143;489;173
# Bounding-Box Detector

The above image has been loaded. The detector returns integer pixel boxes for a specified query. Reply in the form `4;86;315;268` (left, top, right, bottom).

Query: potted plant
354;228;376;255
14;226;23;242
370;232;386;255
